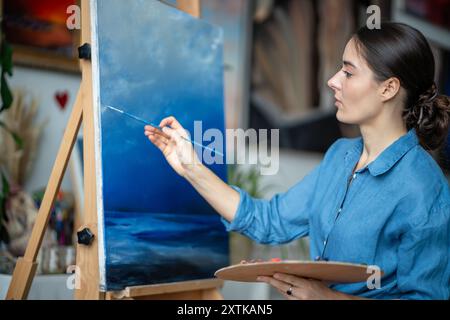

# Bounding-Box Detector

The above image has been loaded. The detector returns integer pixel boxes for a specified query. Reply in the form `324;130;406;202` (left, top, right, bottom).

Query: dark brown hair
353;22;450;151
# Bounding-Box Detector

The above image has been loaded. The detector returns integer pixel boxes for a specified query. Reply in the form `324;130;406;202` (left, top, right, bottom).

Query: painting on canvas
90;0;229;291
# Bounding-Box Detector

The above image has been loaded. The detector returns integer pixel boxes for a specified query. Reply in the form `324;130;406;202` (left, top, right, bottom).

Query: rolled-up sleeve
221;163;322;245
396;203;450;300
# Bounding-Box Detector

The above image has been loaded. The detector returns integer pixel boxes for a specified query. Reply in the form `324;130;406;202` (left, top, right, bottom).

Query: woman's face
327;38;383;125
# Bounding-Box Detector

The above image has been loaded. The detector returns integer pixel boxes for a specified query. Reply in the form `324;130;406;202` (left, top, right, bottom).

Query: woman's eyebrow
343;60;357;69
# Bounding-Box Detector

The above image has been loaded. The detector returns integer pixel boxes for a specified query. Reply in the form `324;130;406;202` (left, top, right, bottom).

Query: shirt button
353;173;357;179
323;240;327;246
338;208;342;213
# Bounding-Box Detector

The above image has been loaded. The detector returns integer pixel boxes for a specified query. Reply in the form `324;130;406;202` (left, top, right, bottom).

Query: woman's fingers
159;116;183;130
258;275;304;300
277;288;297;300
273;273;307;288
257;276;298;299
162;126;185;144
145;129;169;145
144;125;171;140
147;124;180;143
147;117;189;141
144;117;189;156
147;134;168;152
257;276;291;293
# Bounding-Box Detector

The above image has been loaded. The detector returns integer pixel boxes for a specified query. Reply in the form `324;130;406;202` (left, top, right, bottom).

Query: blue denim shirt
222;129;450;300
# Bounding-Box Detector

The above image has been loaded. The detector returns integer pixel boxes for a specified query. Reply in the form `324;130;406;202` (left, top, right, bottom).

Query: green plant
227;164;285;262
0;37;13;113
228;164;271;198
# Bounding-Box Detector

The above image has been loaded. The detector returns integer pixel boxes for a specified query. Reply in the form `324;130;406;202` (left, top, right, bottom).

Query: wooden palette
215;260;382;284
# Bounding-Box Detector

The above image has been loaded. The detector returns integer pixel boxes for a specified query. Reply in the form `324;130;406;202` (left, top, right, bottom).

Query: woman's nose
327;72;341;91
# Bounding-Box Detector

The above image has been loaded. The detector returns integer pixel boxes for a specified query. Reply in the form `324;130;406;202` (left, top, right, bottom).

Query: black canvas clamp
78;43;91;60
77;227;95;246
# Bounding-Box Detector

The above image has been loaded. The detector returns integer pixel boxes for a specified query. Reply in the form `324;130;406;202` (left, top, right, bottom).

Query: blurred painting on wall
2;0;80;73
202;0;253;130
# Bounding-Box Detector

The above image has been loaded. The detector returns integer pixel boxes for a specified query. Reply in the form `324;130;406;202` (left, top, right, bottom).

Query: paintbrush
104;105;224;156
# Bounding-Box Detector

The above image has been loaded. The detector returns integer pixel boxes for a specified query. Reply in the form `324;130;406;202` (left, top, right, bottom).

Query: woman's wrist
183;161;206;181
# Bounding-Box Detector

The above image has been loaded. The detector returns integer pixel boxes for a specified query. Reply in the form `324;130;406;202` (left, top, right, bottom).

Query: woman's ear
379;77;401;102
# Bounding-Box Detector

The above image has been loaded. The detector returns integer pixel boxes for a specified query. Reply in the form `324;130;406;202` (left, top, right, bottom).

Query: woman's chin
336;110;357;125
336;109;346;122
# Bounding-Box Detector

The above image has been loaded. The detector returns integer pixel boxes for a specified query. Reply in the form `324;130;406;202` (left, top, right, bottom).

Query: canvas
90;0;228;291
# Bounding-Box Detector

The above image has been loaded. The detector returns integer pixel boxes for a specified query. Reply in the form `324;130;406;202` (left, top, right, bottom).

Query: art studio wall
8;66;81;194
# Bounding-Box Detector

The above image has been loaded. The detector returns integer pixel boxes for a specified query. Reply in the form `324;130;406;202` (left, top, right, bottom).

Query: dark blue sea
103;211;229;291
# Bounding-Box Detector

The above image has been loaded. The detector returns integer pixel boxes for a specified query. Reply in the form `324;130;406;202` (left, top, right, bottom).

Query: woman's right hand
144;116;201;177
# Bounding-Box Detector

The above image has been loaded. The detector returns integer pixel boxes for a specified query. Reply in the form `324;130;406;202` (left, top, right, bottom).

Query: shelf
392;1;450;51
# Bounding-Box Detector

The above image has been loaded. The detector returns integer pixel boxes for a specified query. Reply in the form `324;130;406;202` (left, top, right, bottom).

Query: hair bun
404;83;450;150
404;84;436;126
420;83;438;104
415;83;437;125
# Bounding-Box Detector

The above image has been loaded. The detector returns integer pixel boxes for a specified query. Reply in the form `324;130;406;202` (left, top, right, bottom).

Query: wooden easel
6;0;223;300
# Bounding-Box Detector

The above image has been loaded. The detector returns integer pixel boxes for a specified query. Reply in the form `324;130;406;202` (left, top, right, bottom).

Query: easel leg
6;90;83;300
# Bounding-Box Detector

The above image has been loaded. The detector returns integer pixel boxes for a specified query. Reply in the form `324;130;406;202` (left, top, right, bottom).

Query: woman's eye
342;70;352;78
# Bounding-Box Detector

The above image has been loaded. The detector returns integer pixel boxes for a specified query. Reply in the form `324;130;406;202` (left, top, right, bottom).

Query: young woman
144;22;450;300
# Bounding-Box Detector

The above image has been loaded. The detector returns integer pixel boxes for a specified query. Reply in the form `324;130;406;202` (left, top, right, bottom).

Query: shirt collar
345;129;419;177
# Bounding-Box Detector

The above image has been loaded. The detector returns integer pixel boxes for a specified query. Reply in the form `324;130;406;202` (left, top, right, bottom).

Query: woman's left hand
257;273;341;300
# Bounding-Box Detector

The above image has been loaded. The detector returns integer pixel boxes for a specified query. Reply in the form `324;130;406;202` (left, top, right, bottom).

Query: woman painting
144;22;450;299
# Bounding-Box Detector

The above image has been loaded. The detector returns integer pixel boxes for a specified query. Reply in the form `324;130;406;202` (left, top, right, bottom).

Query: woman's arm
185;164;239;222
145;116;320;244
183;163;240;222
144;116;239;222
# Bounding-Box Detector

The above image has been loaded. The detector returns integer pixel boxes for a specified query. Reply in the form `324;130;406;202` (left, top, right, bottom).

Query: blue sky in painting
94;0;228;290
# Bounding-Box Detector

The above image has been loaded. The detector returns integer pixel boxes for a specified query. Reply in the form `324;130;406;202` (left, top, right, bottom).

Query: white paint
8;66;81;194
